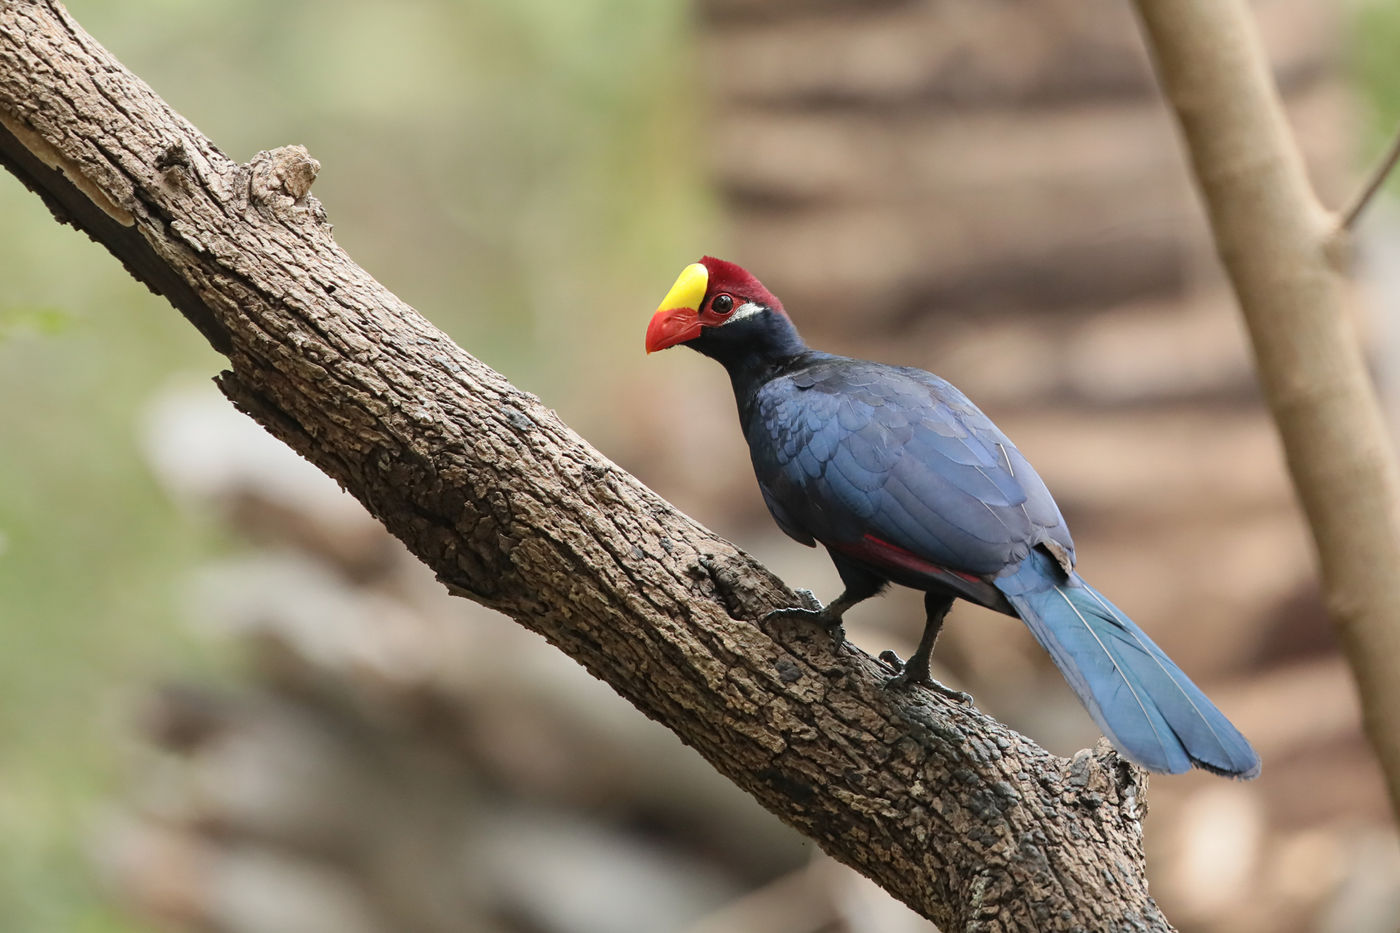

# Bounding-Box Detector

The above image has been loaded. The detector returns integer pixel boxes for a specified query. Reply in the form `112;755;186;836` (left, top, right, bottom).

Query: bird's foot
878;650;972;703
761;589;846;641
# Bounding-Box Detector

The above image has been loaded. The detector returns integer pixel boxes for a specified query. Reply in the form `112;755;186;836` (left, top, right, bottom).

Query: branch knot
247;145;324;221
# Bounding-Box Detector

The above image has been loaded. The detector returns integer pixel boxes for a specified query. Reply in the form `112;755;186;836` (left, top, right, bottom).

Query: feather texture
996;551;1260;777
741;353;1258;777
745;354;1071;583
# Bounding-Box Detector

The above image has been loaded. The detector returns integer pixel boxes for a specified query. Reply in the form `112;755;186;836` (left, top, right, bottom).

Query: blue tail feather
995;551;1260;778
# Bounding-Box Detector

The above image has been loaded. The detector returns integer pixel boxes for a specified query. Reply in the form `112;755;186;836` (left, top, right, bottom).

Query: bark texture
0;2;1171;929
1132;0;1400;819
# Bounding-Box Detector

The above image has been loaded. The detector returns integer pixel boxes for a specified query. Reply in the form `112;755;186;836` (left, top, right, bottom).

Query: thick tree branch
0;3;1170;929
1131;0;1400;818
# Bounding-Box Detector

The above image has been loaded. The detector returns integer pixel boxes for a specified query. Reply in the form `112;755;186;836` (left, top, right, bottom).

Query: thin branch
1338;117;1400;233
0;3;1170;930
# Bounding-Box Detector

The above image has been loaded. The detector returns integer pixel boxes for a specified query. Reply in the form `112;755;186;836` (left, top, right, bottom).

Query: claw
761;593;848;649
761;604;845;638
879;650;972;703
763;604;828;626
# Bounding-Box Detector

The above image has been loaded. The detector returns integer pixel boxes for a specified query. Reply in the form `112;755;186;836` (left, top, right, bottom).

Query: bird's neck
693;314;812;417
694;318;806;389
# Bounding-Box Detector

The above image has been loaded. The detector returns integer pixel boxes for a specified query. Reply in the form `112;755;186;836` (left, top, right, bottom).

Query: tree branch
0;3;1170;929
1131;0;1400;819
1338;117;1400;234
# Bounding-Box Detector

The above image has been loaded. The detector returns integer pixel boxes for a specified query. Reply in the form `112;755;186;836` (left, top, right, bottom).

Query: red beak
645;306;703;353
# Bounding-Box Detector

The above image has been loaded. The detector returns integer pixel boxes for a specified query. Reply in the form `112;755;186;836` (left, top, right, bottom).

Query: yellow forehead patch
655;262;708;313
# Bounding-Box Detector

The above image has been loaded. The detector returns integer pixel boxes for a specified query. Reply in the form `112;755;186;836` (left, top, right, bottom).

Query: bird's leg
883;592;971;703
762;555;886;640
761;586;869;638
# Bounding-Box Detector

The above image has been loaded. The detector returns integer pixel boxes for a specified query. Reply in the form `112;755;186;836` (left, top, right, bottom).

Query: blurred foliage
0;307;72;341
1355;0;1400;197
0;0;702;930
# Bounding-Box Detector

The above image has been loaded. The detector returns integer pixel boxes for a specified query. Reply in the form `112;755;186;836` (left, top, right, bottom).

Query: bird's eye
711;294;734;315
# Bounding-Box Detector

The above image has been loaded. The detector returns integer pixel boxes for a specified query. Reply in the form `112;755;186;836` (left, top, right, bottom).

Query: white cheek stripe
723;301;763;324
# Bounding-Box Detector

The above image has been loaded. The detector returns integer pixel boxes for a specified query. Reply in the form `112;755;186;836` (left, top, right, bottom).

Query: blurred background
2;0;1399;930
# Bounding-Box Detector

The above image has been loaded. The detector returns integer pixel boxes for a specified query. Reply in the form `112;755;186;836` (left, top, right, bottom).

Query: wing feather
746;355;1073;587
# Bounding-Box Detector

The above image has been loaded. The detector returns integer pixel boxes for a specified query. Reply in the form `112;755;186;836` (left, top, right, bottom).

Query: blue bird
646;257;1259;778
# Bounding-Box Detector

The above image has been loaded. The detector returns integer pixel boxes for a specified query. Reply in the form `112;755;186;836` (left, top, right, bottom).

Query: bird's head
645;257;792;357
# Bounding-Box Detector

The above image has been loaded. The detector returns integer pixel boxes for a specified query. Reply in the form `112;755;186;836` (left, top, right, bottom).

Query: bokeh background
3;0;1400;930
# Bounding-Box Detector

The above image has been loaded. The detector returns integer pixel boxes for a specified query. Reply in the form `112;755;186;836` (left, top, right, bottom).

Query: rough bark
0;3;1171;929
1131;0;1400;820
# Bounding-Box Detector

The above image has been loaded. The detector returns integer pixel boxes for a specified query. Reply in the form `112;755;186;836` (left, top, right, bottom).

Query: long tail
995;550;1260;778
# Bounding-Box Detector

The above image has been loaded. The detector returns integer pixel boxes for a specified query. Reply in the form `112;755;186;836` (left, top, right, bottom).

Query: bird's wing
747;357;1073;580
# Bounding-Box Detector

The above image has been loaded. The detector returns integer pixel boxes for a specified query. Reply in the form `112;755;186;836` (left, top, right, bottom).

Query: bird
644;256;1260;779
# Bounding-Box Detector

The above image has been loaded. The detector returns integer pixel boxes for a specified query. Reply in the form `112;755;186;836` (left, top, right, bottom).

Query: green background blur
0;1;1396;930
0;1;706;928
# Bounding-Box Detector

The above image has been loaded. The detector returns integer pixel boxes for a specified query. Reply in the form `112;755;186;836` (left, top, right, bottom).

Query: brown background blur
1;1;1397;931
